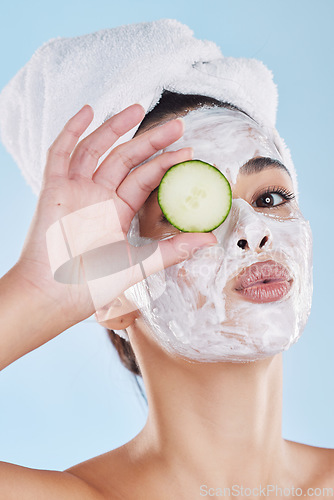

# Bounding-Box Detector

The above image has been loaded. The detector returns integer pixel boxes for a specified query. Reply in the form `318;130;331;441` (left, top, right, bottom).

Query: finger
44;105;94;179
92;118;185;189
68;104;145;180
127;232;217;286
77;232;217;313
115;147;193;223
157;233;217;270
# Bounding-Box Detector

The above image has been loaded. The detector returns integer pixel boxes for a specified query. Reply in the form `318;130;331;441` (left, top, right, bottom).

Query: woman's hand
12;104;217;328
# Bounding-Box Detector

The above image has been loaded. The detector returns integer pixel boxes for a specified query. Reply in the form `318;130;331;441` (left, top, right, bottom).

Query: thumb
131;232;217;278
159;232;218;269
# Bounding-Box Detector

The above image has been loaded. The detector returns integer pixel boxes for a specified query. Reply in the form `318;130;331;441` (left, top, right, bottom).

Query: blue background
0;0;333;470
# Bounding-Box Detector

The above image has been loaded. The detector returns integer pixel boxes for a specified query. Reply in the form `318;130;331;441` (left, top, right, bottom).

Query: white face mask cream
115;107;313;362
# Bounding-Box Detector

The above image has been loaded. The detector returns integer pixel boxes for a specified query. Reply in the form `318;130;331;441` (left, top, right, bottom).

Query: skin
86;114;334;497
0;105;333;499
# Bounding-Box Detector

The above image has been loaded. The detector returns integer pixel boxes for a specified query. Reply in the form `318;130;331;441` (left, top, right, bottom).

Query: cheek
137;196;156;237
176;267;207;308
272;217;312;264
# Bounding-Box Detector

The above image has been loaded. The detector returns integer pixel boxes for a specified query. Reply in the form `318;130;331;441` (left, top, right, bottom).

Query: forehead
162;107;286;185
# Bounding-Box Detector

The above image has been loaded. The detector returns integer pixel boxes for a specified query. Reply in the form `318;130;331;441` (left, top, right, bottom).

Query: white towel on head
0;18;297;196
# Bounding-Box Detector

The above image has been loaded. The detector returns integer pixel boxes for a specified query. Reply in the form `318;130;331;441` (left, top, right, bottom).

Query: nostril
259;236;268;249
237;239;248;250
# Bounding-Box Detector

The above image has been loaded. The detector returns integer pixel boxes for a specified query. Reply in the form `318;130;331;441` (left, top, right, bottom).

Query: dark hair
106;90;246;376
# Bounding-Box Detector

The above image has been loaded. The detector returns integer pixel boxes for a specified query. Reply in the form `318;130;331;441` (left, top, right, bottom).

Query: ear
94;293;140;330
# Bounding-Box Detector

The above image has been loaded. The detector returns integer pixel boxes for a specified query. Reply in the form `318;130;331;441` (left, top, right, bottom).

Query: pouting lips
234;260;292;303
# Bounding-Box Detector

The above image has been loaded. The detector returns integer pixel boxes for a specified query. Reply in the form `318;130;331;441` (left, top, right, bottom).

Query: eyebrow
239;157;291;178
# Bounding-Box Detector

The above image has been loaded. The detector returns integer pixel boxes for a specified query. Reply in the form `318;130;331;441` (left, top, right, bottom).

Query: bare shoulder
285;439;334;485
0;442;148;500
65;444;141;499
65;439;165;500
0;460;104;500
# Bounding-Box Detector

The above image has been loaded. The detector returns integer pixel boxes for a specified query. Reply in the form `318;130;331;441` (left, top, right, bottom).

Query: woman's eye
252;192;286;208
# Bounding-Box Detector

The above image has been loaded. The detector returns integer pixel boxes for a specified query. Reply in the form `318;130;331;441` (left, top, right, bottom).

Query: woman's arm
0;265;76;370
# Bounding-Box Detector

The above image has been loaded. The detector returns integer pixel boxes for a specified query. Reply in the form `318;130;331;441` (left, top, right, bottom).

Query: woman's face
123;107;313;362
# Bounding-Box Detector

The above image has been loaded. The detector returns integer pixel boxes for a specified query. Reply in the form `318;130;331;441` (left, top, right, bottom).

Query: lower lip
235;279;292;304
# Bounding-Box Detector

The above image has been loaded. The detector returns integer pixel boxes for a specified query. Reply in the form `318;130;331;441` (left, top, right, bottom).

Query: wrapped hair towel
0;18;297;196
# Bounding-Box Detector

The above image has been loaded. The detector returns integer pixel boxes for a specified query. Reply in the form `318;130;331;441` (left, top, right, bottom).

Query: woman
0;20;333;498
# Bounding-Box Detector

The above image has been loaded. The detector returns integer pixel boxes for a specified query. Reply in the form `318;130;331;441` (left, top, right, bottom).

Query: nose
236;235;270;251
233;199;273;253
213;198;273;253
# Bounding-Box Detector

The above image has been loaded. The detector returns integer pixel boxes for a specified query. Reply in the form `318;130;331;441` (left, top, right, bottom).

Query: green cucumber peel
157;160;232;233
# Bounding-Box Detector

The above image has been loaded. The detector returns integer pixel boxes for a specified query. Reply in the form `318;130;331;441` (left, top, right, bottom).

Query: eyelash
252;186;296;209
160;213;170;223
159;186;296;223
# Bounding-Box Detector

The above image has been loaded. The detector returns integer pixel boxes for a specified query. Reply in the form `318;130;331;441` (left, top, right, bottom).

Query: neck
130;320;287;487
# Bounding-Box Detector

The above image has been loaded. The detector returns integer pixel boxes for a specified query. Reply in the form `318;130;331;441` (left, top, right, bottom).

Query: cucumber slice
157;160;232;232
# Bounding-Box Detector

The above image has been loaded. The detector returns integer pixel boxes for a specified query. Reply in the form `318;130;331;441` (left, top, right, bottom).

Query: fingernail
176;117;185;131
